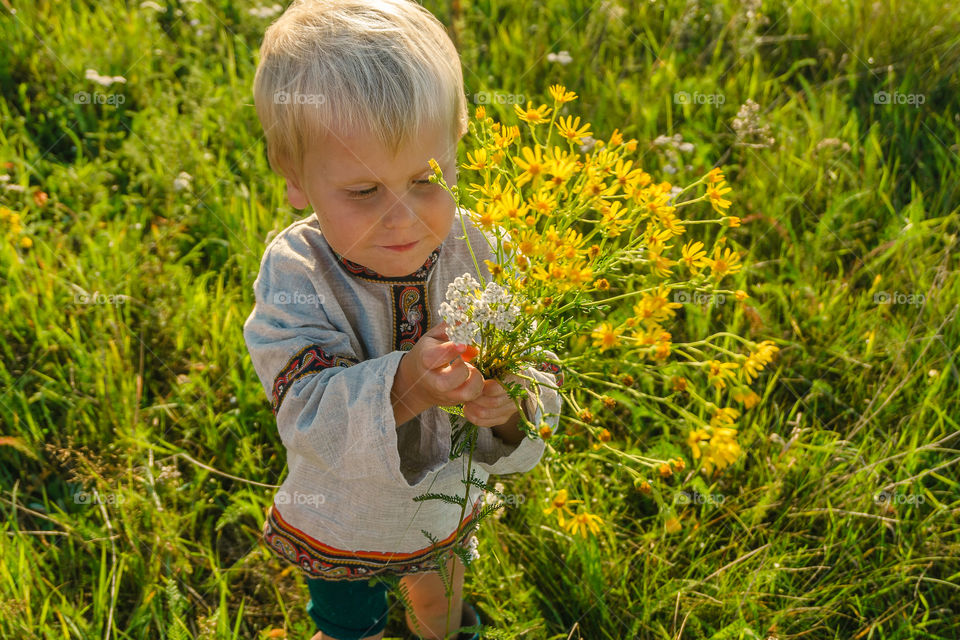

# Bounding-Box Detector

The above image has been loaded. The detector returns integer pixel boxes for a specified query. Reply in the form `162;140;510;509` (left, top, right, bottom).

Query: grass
1;0;959;638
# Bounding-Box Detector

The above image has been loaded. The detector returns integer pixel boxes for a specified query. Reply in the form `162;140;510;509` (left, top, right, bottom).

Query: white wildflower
173;171;192;192
546;50;573;65
464;535;481;561
439;274;520;344
85;68;126;87
248;4;283;19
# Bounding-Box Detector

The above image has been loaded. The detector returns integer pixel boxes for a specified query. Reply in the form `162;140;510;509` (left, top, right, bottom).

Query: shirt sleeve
242;243;426;489
472;351;563;476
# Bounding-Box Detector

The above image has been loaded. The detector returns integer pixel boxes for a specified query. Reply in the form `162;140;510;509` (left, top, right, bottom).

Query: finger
481;379;508;397
421;341;467;370
424;322;450;340
434;359;470;392
449;367;484;403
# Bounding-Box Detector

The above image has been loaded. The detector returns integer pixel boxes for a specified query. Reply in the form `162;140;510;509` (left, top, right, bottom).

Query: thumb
422;340;467;370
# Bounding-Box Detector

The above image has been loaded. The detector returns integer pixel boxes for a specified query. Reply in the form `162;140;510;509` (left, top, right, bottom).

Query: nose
381;187;418;230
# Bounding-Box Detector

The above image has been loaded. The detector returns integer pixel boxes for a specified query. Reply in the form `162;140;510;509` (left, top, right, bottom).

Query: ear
285;177;309;210
278;157;310;210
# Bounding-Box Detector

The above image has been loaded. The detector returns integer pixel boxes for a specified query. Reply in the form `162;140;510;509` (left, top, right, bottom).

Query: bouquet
408;85;780;620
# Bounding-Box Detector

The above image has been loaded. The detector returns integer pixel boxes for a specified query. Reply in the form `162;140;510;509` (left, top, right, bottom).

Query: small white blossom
173;171;192;192
546;50;573;65
85;68;126;87
465;535;480;561
248;4;283;19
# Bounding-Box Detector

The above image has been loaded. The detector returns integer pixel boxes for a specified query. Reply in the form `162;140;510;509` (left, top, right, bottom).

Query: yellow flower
564;511;603;537
705;167;725;185
647;250;677;277
548;84;578;104
474;106;486;120
724;216;741;228
681;240;709;273
741;340;779;383
514;102;552;125
688;426;741;475
543;489;581;528
463;149;490;171
599;201;631;237
20;236;33;249
555;116;592;144
707;359;739;390
608;128;624;146
594;278;610;290
707;180;733;212
707;246;742;280
710;407;741;427
732;387;761;409
514;146;546;187
591;322;622;351
539;423;553;438
735;289;749;301
471;201;504;230
665;516;682;534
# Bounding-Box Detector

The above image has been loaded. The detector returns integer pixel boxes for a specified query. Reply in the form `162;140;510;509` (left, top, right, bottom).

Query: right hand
399;322;484;407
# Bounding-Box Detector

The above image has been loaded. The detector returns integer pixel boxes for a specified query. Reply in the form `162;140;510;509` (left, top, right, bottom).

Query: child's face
284;122;459;277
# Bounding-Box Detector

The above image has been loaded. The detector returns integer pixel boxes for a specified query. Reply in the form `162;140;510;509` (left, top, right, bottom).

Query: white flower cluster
438;274;520;345
464;535;481;562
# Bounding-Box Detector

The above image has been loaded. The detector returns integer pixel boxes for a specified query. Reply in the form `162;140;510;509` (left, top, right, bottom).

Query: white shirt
242;210;562;580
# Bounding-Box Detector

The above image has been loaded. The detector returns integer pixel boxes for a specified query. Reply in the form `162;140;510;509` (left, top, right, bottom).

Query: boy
243;1;562;639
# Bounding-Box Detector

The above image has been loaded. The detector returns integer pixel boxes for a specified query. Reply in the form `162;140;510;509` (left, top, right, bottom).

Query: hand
396;323;485;412
463;379;521;428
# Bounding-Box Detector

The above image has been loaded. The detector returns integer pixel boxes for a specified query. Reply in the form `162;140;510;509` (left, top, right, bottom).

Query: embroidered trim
534;360;564;388
392;284;430;352
272;344;358;415
262;500;482;580
333;246;442;283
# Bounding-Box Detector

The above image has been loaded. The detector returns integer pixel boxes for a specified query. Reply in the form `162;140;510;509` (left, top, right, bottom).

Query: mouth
382;241;419;252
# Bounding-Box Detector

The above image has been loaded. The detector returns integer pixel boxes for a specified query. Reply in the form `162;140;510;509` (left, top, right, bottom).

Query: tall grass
1;0;958;638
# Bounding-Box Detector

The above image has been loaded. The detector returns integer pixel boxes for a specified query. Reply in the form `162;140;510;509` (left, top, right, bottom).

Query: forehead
303;122;456;184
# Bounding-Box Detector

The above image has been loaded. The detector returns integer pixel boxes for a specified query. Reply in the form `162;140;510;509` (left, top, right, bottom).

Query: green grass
2;0;959;638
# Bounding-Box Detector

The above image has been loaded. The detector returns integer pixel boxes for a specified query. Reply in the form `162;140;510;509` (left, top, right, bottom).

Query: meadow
1;0;959;638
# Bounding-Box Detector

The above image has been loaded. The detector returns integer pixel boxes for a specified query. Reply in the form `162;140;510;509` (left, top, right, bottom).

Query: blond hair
253;0;467;181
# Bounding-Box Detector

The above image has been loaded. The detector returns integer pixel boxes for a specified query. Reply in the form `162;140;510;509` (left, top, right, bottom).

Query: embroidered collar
332;245;442;283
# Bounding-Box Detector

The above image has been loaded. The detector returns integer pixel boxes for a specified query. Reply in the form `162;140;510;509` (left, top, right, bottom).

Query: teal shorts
305;575;390;639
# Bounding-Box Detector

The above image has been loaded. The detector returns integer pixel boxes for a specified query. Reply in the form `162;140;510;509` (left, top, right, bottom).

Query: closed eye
346;186;377;200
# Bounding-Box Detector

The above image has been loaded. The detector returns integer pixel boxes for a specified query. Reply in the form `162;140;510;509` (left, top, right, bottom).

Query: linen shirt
243;209;563;581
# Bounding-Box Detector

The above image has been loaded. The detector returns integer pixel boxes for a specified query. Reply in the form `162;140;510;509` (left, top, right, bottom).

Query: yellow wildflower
514;102;552;125
20;236;33;249
710;407;741;427
591;322;622;351
474;106;486;120
707;180;733;212
608;128;624;146
564;511;603;537
543;489;581;527
705;167;724;185
681;240;709;273
463;149;489;171
514;146;546;187
706;359;739;390
548;84;578;104
555;116;592;144
707;246;742;279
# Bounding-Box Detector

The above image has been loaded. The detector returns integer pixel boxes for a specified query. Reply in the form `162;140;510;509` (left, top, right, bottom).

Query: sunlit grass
1;0;958;638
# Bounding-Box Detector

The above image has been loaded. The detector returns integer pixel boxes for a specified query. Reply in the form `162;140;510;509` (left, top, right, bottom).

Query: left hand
462;379;520;428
